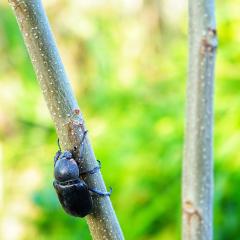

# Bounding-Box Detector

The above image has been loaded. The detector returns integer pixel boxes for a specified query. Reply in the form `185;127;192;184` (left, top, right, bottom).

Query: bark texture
9;1;124;239
182;0;217;239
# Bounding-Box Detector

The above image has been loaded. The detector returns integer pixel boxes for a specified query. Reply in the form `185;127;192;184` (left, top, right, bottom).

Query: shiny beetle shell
53;150;93;217
53;179;93;217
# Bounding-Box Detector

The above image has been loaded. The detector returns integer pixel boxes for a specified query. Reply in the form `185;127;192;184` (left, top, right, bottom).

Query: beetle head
60;151;73;160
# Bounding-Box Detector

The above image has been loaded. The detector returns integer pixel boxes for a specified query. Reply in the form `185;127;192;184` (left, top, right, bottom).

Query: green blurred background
0;0;239;239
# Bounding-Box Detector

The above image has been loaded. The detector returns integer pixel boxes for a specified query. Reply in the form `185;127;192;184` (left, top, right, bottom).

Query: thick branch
182;0;217;239
9;0;124;239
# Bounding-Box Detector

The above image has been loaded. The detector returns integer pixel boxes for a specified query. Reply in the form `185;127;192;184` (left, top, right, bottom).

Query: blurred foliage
0;0;239;239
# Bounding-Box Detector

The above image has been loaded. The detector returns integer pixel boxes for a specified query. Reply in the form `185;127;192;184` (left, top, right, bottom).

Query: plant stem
9;0;124;239
182;0;217;239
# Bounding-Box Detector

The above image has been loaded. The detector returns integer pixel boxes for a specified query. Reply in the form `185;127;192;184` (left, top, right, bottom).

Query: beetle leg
88;187;112;197
80;160;101;175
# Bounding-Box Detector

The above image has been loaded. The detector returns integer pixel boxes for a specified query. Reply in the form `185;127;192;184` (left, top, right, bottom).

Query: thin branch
182;0;217;239
8;0;124;239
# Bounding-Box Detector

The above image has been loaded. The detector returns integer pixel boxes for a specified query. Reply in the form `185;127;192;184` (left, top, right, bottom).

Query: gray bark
8;1;124;239
182;0;217;239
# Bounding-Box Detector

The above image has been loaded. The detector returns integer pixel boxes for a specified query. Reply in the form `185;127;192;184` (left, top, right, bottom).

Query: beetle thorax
54;157;79;182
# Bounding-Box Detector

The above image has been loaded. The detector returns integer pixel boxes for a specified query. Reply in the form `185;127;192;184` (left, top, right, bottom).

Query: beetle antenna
57;138;62;152
80;130;88;145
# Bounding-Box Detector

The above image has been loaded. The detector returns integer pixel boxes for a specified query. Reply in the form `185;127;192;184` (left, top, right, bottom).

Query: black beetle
53;131;112;217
